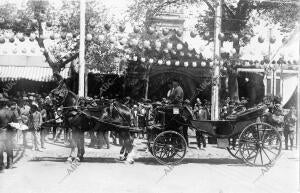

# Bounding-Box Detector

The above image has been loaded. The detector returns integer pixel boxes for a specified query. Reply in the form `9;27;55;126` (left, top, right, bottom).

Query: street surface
0;135;299;193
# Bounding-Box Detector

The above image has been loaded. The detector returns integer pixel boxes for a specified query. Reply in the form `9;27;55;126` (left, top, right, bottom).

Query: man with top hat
0;95;18;172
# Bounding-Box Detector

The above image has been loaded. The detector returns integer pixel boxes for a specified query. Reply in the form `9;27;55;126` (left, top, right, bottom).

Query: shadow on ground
29;155;245;166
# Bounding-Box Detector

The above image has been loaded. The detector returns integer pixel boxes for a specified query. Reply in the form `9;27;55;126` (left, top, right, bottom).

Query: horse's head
50;79;76;108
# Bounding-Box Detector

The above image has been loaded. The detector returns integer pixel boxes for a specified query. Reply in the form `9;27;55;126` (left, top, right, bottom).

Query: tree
195;0;299;101
0;0;125;74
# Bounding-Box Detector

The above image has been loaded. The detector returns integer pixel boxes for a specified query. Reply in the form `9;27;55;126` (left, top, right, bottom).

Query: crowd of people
0;81;298;172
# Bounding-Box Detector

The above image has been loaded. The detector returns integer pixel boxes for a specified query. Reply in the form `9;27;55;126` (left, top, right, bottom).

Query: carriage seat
226;106;266;121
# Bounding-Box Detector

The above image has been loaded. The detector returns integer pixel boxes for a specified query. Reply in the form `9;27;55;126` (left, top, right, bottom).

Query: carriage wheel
238;122;282;166
226;136;243;160
152;131;187;165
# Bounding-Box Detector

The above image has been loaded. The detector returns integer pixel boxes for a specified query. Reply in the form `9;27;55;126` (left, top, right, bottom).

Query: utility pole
211;0;222;120
78;0;86;97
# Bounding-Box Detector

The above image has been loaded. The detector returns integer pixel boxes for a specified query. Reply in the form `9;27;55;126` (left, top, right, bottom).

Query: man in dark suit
0;96;18;172
169;79;184;105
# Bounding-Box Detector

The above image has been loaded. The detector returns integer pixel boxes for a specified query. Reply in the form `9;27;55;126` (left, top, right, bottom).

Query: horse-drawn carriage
50;76;282;166
145;104;282;166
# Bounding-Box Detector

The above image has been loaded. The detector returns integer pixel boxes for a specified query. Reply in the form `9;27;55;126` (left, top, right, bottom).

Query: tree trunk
228;38;241;100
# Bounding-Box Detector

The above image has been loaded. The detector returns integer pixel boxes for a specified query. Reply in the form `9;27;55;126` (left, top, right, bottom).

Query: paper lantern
61;33;66;40
62;20;68;27
104;24;111;31
192;62;197;67
98;35;105;41
195;54;200;59
120;38;127;45
220;60;224;66
176;30;183;37
232;34;238;41
131;39;138;46
31;19;37;25
141;57;146;62
149;58;154;64
0;37;5;44
155;41;161;48
172;50;177;55
143;40;150;48
163;49;169;53
21;48;27;54
9;37;15;43
270;36;276;44
158;60;163;65
190;31;197;38
67;33;73;40
201;61;206;67
86;34;93;41
209;62;214;67
180;52;185;56
162;28;169;36
12;48;18;54
166;60;171;66
0;17;5;24
230;48;236;55
167;42;173;49
19;37;25;42
133;26;140;33
184;62;188;67
16;33;23;40
133;56;138;61
282;37;287;44
50;33;55;40
220;47;226;53
147;27;155;35
175;61;180;66
30;33;36;40
258;36;264;43
54;33;60;39
15;18;21;23
218;32;225;40
119;25;125;32
109;37;115;43
176;44;183;50
204;31;210;38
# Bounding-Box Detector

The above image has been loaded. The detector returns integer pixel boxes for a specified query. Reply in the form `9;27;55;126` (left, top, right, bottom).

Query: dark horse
50;74;135;163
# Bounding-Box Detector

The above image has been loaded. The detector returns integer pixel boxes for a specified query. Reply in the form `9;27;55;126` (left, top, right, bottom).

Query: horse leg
119;132;129;161
77;130;85;161
68;128;77;162
124;132;135;164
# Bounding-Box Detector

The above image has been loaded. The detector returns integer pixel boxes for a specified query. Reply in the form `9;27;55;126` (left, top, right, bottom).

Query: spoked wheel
226;136;243;160
152;130;187;165
238;122;282;166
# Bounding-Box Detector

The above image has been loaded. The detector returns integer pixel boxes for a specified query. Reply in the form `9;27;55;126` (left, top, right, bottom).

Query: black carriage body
189;106;267;138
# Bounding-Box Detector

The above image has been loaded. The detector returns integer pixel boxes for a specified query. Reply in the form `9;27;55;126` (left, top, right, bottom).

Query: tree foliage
0;0;125;74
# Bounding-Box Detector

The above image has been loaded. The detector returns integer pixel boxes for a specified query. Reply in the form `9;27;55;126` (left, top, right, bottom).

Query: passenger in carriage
169;79;184;105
